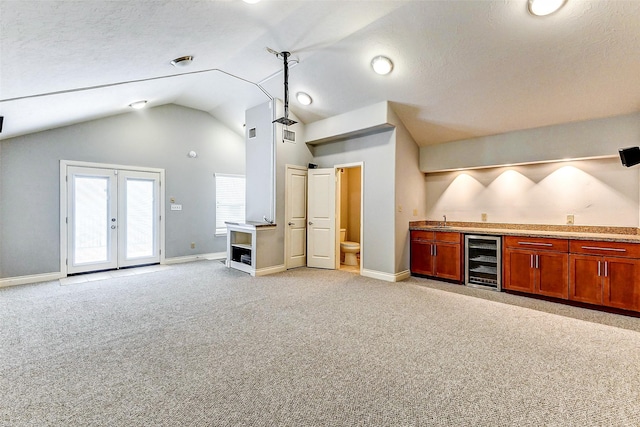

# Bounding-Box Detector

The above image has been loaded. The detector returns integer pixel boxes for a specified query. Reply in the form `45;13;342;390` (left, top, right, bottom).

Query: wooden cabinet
569;241;640;311
503;236;569;299
410;231;462;282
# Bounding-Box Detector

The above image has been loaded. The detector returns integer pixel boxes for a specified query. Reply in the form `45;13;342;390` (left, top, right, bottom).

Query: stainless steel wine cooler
465;235;502;291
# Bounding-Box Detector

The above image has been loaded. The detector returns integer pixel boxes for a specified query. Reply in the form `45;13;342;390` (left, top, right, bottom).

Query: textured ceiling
1;0;639;146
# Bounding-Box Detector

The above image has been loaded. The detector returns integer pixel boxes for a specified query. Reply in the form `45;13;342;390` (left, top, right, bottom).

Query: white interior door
285;166;308;269
67;166;160;274
307;168;336;269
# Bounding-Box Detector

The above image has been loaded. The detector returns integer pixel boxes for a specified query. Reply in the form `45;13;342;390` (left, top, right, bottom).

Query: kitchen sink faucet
442;215;447;227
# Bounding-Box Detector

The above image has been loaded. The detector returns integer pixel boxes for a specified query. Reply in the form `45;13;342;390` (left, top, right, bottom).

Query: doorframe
334;162;364;274
59;160;166;277
284;164;308;270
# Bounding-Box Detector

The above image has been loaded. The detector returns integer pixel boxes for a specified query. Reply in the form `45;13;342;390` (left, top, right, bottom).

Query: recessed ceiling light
528;0;567;16
129;100;148;109
371;55;393;75
170;55;193;67
296;92;312;106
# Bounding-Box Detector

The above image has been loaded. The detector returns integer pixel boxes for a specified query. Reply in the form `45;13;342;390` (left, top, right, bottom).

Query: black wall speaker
0;116;3;133
619;146;640;167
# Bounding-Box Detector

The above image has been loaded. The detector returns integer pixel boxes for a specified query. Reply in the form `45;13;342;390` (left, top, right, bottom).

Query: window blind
215;174;246;235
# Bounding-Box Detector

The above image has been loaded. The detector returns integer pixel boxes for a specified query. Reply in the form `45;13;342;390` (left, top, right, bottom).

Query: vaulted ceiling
1;0;639;146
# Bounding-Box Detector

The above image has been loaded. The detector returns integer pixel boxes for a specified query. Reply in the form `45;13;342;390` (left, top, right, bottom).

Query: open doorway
336;164;363;274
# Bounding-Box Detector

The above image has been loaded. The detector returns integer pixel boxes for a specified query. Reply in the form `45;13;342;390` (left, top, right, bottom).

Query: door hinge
65;175;68;182
65;217;68;224
65;258;68;265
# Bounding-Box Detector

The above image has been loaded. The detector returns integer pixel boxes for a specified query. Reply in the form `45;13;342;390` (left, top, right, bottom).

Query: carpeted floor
1;260;639;426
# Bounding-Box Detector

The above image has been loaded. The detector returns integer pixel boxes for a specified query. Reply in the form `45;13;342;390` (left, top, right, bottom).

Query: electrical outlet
481;213;487;222
413;208;418;216
190;242;196;249
170;197;175;203
398;205;403;213
566;214;575;225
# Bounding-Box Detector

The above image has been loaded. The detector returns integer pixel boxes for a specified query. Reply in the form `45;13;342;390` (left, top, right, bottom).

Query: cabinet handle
581;246;626;252
604;261;608;277
518;241;553;247
530;254;534;268
597;261;601;277
535;255;539;269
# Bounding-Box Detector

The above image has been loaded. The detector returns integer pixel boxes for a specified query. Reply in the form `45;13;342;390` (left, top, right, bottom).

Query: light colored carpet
1;261;639;426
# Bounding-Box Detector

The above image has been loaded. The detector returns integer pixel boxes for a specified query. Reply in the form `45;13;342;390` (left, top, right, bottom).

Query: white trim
163;252;226;265
60;160;166;276
362;268;410;283
254;264;286;277
0;272;64;289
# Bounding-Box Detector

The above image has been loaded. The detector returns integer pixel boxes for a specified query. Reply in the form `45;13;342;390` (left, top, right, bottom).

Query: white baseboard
0;272;64;288
254;264;287;277
361;268;411;283
164;252;226;265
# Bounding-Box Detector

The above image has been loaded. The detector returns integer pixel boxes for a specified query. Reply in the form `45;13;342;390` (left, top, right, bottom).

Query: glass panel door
68;167;118;274
118;171;160;267
67;166;160;274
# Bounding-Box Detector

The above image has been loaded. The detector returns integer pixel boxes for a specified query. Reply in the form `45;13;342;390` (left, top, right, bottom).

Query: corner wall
389;108;426;274
0;104;245;278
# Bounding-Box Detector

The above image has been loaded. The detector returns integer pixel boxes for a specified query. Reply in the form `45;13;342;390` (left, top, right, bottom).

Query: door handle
308;221;313;225
111;225;116;229
288;222;294;226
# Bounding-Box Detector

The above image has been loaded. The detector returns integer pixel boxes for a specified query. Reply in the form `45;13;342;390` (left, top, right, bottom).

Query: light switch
171;204;182;211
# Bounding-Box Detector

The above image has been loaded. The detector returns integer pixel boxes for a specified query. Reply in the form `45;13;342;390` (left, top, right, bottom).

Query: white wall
425;157;639;227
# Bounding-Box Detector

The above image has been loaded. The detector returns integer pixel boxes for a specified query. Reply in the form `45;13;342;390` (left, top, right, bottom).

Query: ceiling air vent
283;129;295;142
249;128;257;138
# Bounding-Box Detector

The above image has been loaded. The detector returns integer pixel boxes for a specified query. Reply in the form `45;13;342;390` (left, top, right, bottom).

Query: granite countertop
409;221;640;243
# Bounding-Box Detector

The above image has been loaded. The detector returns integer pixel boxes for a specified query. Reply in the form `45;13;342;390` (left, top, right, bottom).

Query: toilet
340;228;360;266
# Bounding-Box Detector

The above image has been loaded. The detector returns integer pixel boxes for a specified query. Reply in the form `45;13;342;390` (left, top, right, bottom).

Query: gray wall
245;101;275;223
312;130;396;275
245;99;312;269
0;104;245;278
390;108;426;274
421;112;640;172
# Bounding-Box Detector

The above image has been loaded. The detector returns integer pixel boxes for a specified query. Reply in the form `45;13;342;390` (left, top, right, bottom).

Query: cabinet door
603;257;640;311
503;249;535;293
536;252;569;299
434;242;461;281
569;254;602;305
411;239;434;276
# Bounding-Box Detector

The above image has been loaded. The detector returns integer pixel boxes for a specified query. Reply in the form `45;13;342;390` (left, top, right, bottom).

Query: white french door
67;166;160;274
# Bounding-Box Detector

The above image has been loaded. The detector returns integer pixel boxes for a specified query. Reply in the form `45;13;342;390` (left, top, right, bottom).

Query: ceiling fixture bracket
271;50;298;126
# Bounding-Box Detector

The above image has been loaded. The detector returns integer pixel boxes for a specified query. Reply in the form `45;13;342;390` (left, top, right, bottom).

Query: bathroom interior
338;166;362;273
